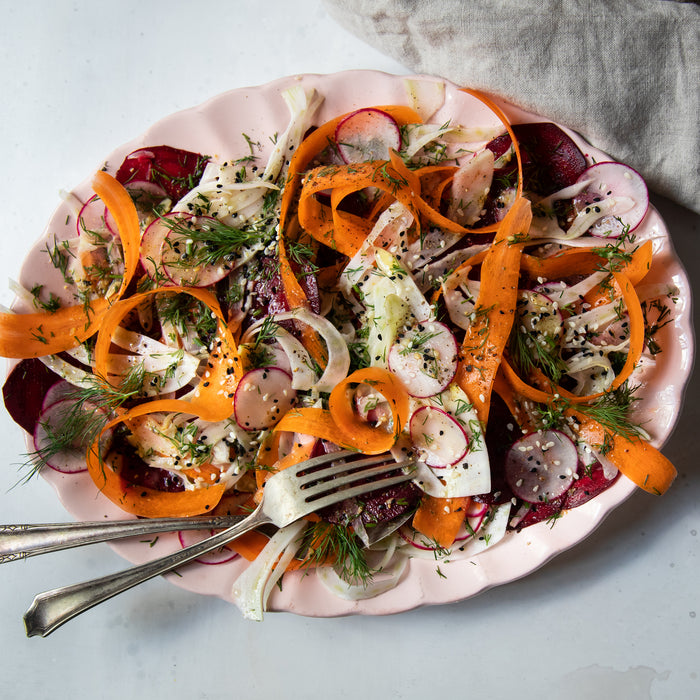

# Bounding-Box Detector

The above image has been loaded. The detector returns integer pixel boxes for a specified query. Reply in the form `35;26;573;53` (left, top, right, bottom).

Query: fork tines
293;450;415;507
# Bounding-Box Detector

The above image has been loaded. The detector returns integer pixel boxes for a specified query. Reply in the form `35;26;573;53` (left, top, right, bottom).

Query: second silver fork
23;450;415;637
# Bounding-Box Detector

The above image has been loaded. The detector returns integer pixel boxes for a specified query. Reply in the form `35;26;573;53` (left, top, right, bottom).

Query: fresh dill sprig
575;381;645;441
508;325;567;384
299;521;373;586
156;294;218;349
534;381;645;445
160;216;268;269
245;316;279;368
20;364;147;483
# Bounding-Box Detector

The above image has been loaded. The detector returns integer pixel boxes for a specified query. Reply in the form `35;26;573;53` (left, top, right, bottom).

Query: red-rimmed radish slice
388;320;458;398
77;194;116;240
233;367;297;431
574;162;649;233
335;108;402;163
504;430;578;503
177;529;239;565
41;380;77;413
409;405;468;467
33;399;110;474
124;180;170;223
517;290;563;338
140;215;173;280
160;215;232;288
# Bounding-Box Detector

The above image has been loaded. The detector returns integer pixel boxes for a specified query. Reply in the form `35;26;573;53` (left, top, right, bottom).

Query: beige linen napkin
323;0;700;213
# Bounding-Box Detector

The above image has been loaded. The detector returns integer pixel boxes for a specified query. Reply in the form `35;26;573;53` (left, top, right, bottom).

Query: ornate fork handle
0;515;245;564
23;506;269;637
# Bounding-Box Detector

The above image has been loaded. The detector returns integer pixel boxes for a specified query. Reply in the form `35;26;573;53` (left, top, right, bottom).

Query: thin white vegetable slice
504;430;578;503
574;161;649;233
233;367;297;431
161;216;233;288
231;520;308;621
335;107;401;163
517;290;563;338
409;406;468;467
140;216;171;280
446;149;495;226
388;320;458;398
402;77;446;121
316;547;409;601
108;327;200;395
409;384;491;498
265;307;351;393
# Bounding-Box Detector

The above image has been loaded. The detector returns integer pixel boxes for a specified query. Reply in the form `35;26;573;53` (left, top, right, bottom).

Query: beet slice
115;145;209;202
563;462;619;509
486;122;588;196
2;359;61;434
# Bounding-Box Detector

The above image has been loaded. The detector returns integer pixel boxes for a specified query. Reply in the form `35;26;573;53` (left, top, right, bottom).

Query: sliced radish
574;162;649;233
140;216;172;280
177;529;239;565
233;367;297;431
41;380;77;412
125;180;170;225
517;290;563;338
504;430;578;503
409;406;468;467
77;195;114;240
388;320;458;398
160;215;232;287
33;399;110;474
335;108;402;163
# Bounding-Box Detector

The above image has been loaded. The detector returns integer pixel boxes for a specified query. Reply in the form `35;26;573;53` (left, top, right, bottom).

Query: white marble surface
0;2;697;698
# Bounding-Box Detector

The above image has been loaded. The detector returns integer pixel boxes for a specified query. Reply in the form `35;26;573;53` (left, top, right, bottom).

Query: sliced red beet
115;145;209;202
563;462;619;509
513;462;619;530
486;123;588;196
2;359;61;434
321;479;420;527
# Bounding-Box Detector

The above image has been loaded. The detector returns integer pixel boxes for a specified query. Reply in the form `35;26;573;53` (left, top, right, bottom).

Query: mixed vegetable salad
0;81;680;618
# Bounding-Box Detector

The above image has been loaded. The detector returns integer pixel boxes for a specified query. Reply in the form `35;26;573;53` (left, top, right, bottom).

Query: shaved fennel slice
38;354;94;388
442;266;480;331
232;520;308;621
266;307;350;393
316;543;409;601
402;77;445;121
108;327;200;394
338;202;415;301
263;85;323;182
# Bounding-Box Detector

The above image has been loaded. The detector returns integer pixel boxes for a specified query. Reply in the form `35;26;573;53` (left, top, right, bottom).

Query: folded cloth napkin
322;0;700;214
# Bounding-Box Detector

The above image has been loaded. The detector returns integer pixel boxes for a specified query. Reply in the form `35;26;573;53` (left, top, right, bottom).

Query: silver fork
23;450;415;637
